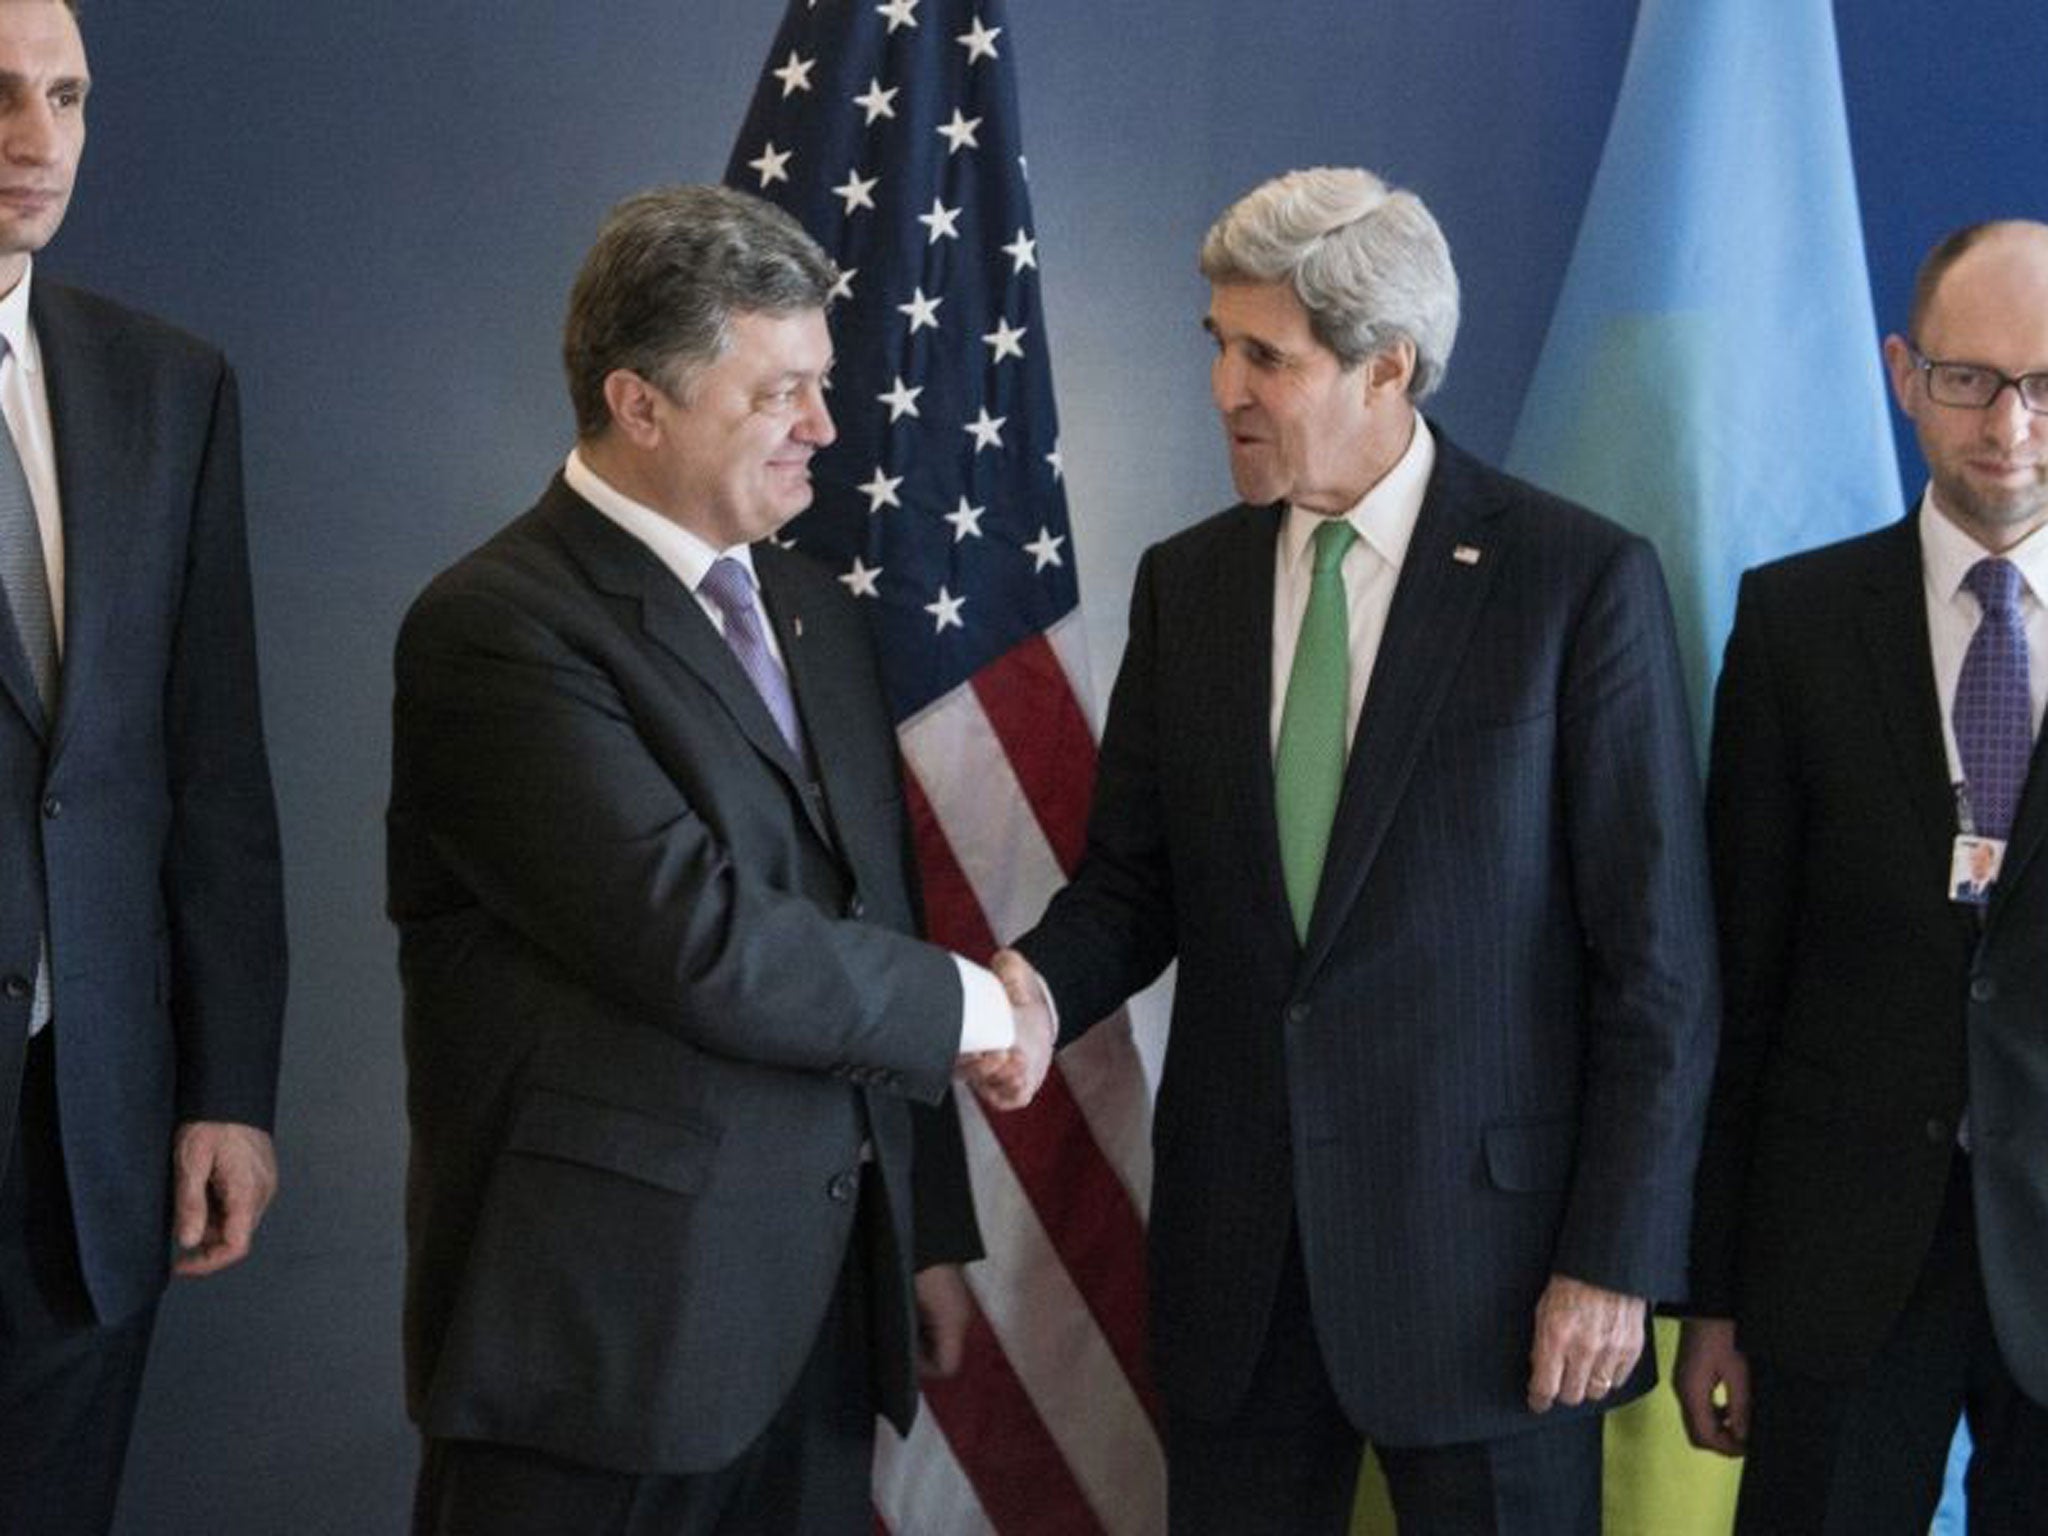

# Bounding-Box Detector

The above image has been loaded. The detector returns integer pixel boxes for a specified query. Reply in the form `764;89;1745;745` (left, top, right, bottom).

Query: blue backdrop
39;4;2041;1530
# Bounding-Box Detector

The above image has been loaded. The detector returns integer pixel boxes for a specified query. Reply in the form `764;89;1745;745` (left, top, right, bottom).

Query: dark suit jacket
1694;515;2048;1404
1017;434;1718;1446
389;478;980;1475
0;281;285;1325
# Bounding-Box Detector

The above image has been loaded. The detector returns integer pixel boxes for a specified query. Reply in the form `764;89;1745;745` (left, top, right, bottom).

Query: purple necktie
1956;557;2032;840
699;556;807;762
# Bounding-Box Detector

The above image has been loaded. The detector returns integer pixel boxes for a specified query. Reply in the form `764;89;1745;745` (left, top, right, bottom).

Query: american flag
725;2;1164;1530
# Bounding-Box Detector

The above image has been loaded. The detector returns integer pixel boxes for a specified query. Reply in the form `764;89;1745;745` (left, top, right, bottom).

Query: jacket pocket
503;1084;720;1196
1482;1115;1576;1193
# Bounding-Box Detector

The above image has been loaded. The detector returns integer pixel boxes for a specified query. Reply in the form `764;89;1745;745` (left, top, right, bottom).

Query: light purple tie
699;556;807;762
1956;556;2032;841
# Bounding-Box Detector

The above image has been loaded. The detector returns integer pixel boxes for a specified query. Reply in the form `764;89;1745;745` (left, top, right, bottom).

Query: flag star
859;467;904;512
747;141;792;188
936;109;983;155
917;197;963;244
964;407;1007;452
982;317;1028;363
876;0;920;33
1003;228;1038;273
772;50;816;96
956;16;1002;62
944;497;986;541
840;556;883;598
877;375;923;421
832;168;879;214
925;585;966;633
853;78;898;124
1045;443;1064;480
828;266;857;303
897;286;943;333
1025;527;1066;572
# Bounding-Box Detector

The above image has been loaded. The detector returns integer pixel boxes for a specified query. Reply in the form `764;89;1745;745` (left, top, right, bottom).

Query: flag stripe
901;680;1068;947
917;1305;1107;1536
956;1099;1166;1536
969;633;1098;874
971;1069;1159;1426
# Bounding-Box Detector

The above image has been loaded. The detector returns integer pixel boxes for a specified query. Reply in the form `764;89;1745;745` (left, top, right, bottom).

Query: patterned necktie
0;354;54;1033
0;377;54;716
1275;517;1359;941
699;556;808;762
1956;556;2032;841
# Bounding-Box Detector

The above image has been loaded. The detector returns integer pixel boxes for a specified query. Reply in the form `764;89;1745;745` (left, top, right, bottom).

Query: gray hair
563;184;837;438
1199;167;1460;402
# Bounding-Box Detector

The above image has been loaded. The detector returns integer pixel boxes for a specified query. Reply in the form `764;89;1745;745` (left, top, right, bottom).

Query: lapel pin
1452;544;1482;565
792;616;804;638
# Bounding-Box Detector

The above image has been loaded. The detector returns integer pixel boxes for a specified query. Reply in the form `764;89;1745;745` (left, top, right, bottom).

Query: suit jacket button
1970;976;1997;1002
827;1170;859;1202
845;894;866;920
1925;1118;1950;1145
40;796;60;818
2;975;29;1000
1286;1003;1309;1026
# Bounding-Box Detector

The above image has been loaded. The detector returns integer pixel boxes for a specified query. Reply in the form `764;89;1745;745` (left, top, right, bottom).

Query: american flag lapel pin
1452;544;1482;565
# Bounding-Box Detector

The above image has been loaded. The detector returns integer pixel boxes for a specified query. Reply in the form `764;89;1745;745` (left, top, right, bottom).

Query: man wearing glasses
1677;220;2048;1532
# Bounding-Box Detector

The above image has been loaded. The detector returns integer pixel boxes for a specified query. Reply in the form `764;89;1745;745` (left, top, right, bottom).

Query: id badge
1950;834;2005;905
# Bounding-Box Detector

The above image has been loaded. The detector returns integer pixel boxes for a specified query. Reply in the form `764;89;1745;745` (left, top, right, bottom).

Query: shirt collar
1918;484;2048;608
564;446;758;595
0;257;40;375
1279;415;1435;575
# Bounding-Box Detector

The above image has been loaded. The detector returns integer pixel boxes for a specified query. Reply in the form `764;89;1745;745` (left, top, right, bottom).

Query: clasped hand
956;948;1055;1112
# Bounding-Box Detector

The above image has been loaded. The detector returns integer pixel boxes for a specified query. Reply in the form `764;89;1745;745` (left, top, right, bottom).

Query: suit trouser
0;1029;159;1536
415;1166;881;1536
1166;1220;1602;1536
1737;1154;2048;1536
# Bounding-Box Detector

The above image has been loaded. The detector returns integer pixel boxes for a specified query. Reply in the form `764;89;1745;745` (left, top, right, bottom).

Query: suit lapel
1213;505;1299;956
28;284;135;759
541;485;831;846
1855;519;1976;936
754;541;851;850
1299;438;1504;976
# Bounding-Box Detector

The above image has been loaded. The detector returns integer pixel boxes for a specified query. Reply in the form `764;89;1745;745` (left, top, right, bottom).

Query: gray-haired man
997;166;1717;1532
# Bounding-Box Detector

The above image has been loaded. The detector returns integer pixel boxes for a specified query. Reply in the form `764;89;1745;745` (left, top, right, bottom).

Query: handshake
956;949;1056;1113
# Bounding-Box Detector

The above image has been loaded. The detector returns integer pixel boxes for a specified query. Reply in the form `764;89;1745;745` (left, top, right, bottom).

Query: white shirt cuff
954;956;1015;1053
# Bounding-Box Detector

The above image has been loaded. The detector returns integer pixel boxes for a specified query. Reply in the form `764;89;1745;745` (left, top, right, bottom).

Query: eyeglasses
1907;346;2048;414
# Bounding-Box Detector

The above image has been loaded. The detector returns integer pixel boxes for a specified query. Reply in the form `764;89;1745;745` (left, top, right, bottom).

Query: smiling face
0;0;86;295
1204;279;1413;515
1885;225;2048;552
626;307;836;548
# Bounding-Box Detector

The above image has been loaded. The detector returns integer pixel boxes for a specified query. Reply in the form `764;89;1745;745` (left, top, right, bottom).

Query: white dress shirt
563;449;1013;1054
1269;416;1436;756
1918;488;2048;788
0;258;65;649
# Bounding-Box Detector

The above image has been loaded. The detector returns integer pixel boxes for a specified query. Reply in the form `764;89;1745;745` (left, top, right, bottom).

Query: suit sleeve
390;578;963;1100
163;361;288;1128
1550;535;1720;1300
1686;570;1800;1314
1016;545;1180;1040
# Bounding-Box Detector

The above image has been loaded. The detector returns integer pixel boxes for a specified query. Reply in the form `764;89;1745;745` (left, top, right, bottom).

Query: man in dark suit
391;185;1051;1535
0;3;287;1533
994;167;1717;1532
1676;221;2048;1533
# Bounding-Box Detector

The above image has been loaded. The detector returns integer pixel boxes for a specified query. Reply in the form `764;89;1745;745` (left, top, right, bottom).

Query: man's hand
170;1121;278;1277
1674;1316;1752;1456
958;949;1055;1112
913;1264;976;1378
1526;1273;1646;1412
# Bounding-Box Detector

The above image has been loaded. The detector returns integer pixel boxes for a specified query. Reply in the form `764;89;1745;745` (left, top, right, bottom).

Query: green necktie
1275;517;1359;942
